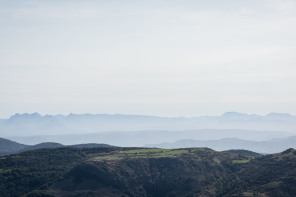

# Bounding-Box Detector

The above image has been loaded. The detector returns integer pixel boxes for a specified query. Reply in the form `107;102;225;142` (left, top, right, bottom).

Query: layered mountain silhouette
1;136;296;155
145;136;296;153
1;112;295;137
1;112;296;154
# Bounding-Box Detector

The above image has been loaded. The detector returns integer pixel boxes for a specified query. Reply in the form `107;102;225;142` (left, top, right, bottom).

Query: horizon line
2;111;295;119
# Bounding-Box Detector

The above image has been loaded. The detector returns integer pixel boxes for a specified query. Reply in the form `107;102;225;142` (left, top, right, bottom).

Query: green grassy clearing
232;156;254;164
232;159;251;164
92;148;196;161
213;158;221;164
93;155;123;161
242;192;254;196
119;148;167;154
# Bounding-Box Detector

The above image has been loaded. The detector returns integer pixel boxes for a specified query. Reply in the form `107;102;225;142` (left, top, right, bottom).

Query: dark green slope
222;148;296;197
0;138;64;156
0;147;296;197
0;137;29;155
222;149;262;157
0;147;117;197
0;137;115;155
48;148;296;197
19;142;64;152
49;149;242;197
70;143;115;148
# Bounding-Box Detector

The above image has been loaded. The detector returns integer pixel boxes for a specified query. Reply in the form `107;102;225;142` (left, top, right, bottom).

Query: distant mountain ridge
1;112;296;153
145;136;296;153
6;112;296;123
6;129;293;148
0;112;296;137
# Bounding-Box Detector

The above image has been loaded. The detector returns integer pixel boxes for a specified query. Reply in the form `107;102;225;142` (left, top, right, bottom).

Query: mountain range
1;112;296;137
1;112;296;154
145;136;296;153
6;129;293;148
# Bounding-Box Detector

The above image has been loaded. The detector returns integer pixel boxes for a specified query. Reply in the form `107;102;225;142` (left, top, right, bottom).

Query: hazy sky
0;0;296;118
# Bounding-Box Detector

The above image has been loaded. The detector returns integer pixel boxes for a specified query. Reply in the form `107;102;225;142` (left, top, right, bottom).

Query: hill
19;142;64;152
0;146;296;196
223;149;263;157
222;148;296;196
0;137;29;155
0;137;115;155
0;147;116;197
70;143;115;148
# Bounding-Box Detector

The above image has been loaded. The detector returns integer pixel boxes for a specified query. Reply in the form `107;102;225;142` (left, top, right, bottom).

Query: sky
0;0;296;118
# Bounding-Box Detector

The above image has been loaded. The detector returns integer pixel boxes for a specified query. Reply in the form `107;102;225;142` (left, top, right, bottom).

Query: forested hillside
0;147;295;196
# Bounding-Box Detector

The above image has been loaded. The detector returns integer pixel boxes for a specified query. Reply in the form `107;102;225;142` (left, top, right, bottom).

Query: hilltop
0;137;29;155
0;137;114;156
